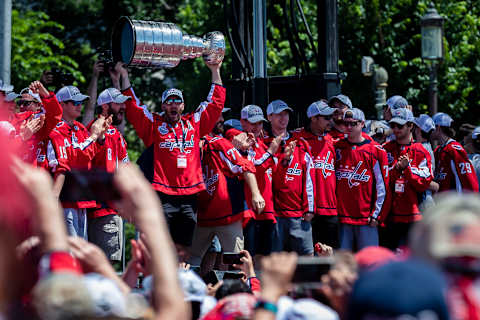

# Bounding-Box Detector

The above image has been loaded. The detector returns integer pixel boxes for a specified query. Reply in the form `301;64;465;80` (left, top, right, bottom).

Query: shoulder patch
158;122;169;135
451;144;463;151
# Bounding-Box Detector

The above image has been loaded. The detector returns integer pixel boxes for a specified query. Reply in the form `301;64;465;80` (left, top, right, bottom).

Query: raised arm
29;81;62;140
82;61;104;126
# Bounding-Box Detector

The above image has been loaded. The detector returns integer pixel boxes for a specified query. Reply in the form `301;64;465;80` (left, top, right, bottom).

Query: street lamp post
421;2;444;115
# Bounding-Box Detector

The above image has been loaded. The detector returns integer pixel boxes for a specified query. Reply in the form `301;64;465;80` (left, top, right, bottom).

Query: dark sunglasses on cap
165;98;183;105
390;123;406;129
17;99;35;107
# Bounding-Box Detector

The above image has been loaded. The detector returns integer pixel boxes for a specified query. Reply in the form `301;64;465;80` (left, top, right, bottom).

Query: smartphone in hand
222;252;244;265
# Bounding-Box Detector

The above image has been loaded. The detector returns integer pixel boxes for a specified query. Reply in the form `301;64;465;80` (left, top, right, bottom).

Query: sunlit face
331;100;349;122
107;102;126;125
390;122;412;141
241;119;263;138
344;118;364;138
18;93;42;113
268;110;289;133
61;100;83;121
161;95;184;124
310;114;333;133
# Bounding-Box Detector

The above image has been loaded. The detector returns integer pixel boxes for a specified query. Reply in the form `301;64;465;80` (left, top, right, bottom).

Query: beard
108;105;123;125
212;121;224;135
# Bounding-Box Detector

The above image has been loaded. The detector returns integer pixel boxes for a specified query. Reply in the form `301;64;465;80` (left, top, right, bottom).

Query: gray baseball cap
328;94;353;109
161;88;184;103
389;108;414;126
307;101;336;118
432;112;453;127
97;88;131;105
5;92;20;102
343;108;365;121
266;100;293;115
241;105;266;123
413;114;435;133
386;95;409;110
56;86;89;102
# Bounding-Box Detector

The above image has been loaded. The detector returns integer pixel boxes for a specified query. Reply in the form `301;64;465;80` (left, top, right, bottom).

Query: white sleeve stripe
72;137;94;151
410;158;431;178
130;87;153;123
372;160;387;219
253;152;271;166
304;152;315;212
219;151;244;174
451;159;463;193
47;140;58;169
194;84;216;123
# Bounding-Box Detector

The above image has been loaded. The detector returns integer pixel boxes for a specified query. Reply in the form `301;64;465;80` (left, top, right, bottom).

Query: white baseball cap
56;85;89;102
472;126;480;140
83;273;127;317
307;101;336;118
20;87;42;103
413;114;435;133
177;269;207;302
97;88;131;105
432;112;453;127
266;99;293;115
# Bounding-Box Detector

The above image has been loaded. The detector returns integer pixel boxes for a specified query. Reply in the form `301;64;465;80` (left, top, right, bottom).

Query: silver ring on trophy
111;16;225;69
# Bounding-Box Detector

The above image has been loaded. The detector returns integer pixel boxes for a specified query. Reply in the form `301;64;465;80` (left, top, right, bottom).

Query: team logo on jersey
37;155;46;162
435;168;447;180
375;145;386;152
285;163;302;181
203;167;219;195
106;128;116;135
387;152;394;164
158;123;169;135
73;125;79;131
336;161;371;188
159;135;194;153
56;121;64;127
314;151;335;179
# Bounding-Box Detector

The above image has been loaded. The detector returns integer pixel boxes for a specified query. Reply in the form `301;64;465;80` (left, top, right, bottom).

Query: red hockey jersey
293;128;337;216
335;139;389;225
197;135;256;227
244;137;276;222
47;120;97;209
383;140;433;223
271;137;315;218
434;139;479;193
12;93;62;168
87;122;129;218
123;84;226;196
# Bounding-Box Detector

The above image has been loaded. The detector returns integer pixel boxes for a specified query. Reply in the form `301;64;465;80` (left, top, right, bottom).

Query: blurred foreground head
409;193;480;268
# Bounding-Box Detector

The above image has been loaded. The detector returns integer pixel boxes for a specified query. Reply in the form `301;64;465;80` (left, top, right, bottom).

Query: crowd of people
1;55;480;320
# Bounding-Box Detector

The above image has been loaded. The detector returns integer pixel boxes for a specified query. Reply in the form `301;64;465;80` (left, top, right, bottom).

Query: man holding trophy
111;18;227;259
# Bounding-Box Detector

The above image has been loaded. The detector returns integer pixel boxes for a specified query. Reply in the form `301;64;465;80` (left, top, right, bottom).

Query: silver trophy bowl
112;16;225;68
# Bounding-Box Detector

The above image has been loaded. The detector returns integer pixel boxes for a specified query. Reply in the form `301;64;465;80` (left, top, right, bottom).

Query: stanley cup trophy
111;16;225;69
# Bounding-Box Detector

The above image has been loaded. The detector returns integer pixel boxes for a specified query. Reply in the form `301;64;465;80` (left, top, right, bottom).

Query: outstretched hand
29;80;49;98
19;114;45;141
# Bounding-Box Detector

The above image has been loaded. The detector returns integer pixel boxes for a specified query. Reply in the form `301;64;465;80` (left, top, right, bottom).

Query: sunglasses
67;100;83;106
344;121;360;127
165;99;183;105
390;123;406;129
17;99;35;107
